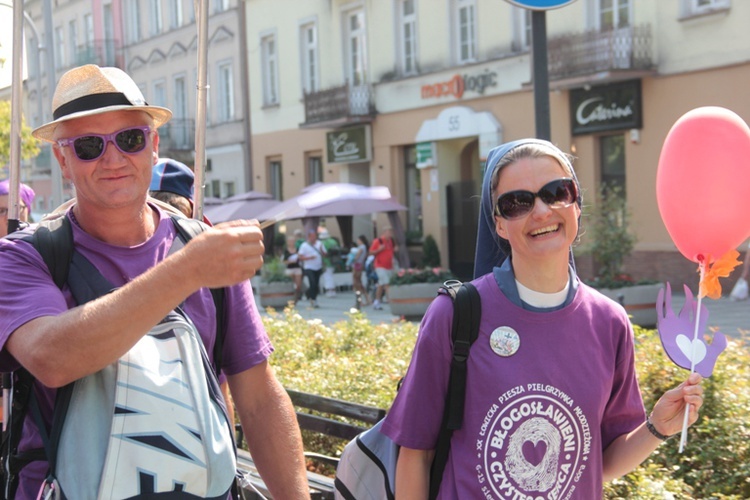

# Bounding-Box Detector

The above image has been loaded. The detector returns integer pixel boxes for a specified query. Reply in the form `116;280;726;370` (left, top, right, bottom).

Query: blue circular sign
504;0;578;10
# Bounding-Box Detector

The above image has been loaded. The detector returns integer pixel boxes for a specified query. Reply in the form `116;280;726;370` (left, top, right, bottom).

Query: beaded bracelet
646;416;673;441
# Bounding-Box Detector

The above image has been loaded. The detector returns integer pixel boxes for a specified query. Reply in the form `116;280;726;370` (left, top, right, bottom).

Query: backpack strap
170;216;227;375
429;281;481;500
3;215;73;289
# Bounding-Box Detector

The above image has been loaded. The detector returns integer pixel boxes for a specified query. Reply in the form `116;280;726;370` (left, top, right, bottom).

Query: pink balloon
657;106;750;263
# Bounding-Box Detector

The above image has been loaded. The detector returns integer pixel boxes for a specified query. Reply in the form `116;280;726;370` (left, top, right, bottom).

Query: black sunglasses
56;126;151;162
495;178;578;220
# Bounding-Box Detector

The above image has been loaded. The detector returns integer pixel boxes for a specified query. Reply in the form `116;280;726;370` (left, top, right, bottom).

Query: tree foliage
0;100;41;167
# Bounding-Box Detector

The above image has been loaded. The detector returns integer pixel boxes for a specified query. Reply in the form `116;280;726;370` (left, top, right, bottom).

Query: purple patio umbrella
204;191;281;223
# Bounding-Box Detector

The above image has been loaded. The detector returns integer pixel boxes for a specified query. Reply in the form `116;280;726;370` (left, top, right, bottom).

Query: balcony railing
158;118;195;152
75;39;123;68
547;25;654;81
302;84;375;127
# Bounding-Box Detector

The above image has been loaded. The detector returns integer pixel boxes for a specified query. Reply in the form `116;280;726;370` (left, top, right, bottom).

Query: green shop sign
326;125;372;164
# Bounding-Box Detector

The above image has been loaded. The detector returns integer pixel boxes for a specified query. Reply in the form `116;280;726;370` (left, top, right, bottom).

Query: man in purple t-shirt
0;65;308;499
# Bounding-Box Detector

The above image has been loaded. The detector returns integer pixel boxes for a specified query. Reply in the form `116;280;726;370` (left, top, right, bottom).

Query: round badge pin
490;326;520;357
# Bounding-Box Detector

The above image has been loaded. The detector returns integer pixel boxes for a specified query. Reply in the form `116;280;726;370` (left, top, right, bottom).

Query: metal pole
42;0;64;208
0;2;45;135
531;10;551;141
192;0;209;220
4;0;26;433
8;0;25;232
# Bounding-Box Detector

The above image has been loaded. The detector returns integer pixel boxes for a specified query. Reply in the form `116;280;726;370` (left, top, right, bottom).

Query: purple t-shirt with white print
0;206;272;499
382;273;646;499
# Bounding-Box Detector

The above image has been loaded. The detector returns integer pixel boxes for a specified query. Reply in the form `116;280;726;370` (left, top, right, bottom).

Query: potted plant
257;257;296;309
586;184;663;326
389;260;455;318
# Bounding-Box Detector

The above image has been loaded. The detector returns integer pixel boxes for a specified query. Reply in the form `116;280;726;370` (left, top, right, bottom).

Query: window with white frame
512;7;531;51
150;0;163;36
224;181;236;198
307;155;323;184
27;36;38;78
215;0;229;13
83;14;94;46
343;7;367;86
68;20;78;66
153;80;167;107
397;0;418;75
680;0;730;16
261;33;280;105
599;0;631;30
169;0;183;28
211;179;221;198
299;21;319;94
125;0;141;43
455;0;476;63
217;61;234;122
269;160;283;200
54;26;65;69
173;75;189;147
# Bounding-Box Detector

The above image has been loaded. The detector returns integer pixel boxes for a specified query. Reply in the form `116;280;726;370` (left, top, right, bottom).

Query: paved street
256;286;749;340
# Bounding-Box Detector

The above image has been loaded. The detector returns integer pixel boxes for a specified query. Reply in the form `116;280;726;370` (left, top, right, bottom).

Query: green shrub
261;257;291;283
604;326;750;499
390;267;455;285
264;311;750;496
422;234;441;268
589;184;637;288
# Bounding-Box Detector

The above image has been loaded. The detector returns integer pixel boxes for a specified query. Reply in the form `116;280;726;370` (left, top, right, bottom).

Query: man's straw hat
32;65;172;143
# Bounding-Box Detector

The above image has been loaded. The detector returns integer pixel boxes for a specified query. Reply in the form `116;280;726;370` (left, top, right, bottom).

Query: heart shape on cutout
522;440;547;466
676;334;706;364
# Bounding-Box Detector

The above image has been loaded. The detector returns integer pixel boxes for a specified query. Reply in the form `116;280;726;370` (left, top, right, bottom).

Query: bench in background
236;388;386;499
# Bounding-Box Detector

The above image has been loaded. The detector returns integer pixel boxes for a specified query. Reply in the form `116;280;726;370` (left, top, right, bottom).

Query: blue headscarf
473;138;582;279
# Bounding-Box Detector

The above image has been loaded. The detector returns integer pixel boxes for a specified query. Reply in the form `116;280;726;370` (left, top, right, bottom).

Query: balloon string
679;260;705;452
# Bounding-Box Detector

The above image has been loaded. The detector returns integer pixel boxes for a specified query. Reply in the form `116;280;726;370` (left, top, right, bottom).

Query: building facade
122;0;252;198
11;0;252;212
245;0;749;284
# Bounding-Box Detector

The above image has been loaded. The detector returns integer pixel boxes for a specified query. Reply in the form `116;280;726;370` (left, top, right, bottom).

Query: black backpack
0;214;228;499
334;281;482;500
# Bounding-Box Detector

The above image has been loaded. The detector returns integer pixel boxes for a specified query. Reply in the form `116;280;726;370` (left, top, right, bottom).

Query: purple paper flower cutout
657;283;727;378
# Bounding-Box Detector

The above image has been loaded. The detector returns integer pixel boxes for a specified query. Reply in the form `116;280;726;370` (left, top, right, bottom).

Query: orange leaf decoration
699;249;742;299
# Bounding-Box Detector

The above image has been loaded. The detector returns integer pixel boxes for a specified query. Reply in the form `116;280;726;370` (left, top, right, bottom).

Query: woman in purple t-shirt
383;139;704;499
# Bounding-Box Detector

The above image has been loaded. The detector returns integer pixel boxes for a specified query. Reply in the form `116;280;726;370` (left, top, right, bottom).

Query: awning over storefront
415;106;502;161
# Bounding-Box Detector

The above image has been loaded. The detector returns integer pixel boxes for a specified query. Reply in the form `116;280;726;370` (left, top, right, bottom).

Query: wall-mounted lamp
629;129;640;144
570;144;577;154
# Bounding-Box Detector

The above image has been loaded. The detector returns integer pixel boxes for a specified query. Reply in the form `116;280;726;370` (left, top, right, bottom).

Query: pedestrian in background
319;228;340;297
297;229;326;308
369;226;396;310
351;234;370;306
0;180;35;237
283;234;304;304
